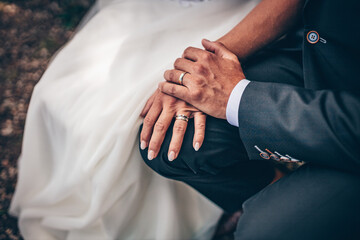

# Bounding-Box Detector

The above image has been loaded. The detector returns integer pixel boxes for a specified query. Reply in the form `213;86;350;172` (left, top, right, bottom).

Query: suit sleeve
238;81;360;173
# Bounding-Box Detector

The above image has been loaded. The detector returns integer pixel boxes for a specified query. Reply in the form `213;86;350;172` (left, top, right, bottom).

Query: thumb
201;39;237;61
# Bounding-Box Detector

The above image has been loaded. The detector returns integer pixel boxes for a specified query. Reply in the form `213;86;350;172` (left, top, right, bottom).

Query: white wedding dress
10;0;259;239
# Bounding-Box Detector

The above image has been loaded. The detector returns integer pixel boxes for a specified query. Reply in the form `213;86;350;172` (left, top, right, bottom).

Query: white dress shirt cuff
226;79;251;127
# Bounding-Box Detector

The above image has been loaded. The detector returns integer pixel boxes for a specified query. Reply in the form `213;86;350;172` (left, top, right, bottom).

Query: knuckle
193;64;201;73
163;70;169;79
158;82;167;92
167;99;178;108
174;124;186;133
174;58;182;68
193;77;204;86
209;72;216;81
194;64;207;75
168;71;175;81
144;116;155;126
191;89;202;100
196;122;206;130
168;85;176;94
154;121;166;132
203;52;212;61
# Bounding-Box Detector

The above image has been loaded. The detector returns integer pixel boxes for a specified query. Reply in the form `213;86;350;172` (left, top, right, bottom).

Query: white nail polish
168;151;176;161
140;141;147;150
148;150;154;160
194;142;200;151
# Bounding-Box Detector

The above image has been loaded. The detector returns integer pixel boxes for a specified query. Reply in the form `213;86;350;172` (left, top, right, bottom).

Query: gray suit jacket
238;0;360;173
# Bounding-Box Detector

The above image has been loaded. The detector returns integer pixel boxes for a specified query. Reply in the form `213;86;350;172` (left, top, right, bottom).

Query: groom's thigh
140;117;275;212
235;164;360;240
139;47;303;212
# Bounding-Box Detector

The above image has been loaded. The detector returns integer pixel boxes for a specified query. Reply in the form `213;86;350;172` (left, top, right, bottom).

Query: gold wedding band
175;114;189;122
179;72;188;85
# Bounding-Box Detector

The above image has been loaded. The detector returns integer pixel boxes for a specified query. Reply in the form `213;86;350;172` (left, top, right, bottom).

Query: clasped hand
140;39;245;161
161;39;245;119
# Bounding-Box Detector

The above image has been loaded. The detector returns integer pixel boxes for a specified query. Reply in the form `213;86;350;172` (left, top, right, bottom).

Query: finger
201;39;237;61
148;110;174;160
168;113;190;161
140;101;162;152
164;69;191;86
193;112;206;151
158;82;190;103
140;91;157;117
182;46;208;62
173;57;196;73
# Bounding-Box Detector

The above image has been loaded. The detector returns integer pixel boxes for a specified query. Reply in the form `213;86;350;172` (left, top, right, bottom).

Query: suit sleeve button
307;30;319;44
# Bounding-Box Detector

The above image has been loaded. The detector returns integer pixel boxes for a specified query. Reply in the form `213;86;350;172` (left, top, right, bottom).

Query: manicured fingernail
148;150;154;160
168;151;176;161
194;142;200;151
140;141;147;150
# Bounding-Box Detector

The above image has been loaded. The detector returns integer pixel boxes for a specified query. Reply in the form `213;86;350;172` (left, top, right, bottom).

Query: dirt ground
0;1;94;239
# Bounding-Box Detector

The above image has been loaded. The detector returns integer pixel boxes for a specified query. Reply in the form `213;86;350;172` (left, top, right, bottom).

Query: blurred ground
0;1;94;239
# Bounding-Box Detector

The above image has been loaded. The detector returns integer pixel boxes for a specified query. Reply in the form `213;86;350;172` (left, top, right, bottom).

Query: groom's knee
139;121;202;180
138;117;248;180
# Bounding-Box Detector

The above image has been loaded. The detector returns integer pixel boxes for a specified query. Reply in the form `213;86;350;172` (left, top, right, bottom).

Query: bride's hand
140;89;206;161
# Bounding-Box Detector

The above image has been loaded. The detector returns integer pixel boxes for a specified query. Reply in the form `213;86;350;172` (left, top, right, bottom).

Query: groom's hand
140;89;206;161
160;39;245;119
